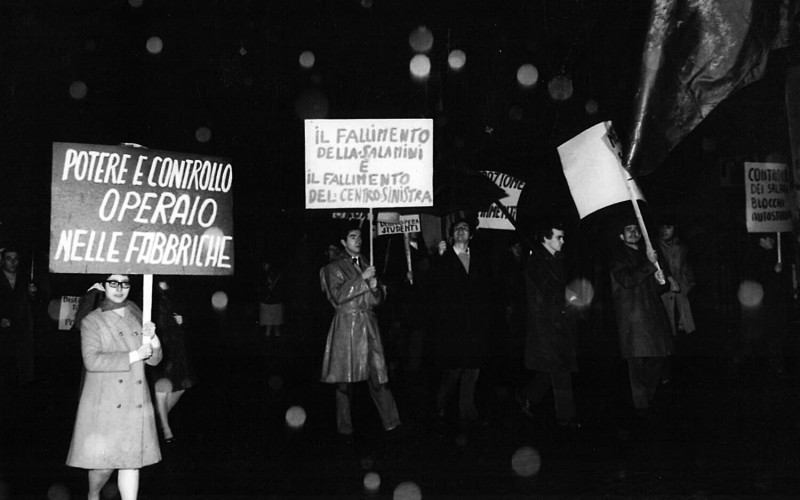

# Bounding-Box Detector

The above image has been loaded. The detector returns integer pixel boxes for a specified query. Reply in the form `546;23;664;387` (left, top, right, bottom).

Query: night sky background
1;0;796;276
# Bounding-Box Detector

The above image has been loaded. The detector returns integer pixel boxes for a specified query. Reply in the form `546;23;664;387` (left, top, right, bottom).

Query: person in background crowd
739;233;792;377
150;278;197;444
66;274;162;500
0;244;38;386
257;258;285;338
609;219;673;420
432;216;495;425
519;224;580;429
496;234;527;393
657;217;696;386
320;223;400;437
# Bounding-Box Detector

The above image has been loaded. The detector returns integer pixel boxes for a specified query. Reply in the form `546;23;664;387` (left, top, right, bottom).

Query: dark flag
625;0;800;177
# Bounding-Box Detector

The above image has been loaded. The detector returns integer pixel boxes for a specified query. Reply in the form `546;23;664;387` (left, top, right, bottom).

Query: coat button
137;380;143;385
119;379;123;383
117;404;121;408
119;332;123;337
136;404;142;408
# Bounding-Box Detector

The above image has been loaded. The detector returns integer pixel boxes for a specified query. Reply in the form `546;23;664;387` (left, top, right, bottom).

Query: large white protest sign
477;171;524;230
744;162;792;233
376;214;421;236
558;121;645;219
50;142;235;275
304;119;434;209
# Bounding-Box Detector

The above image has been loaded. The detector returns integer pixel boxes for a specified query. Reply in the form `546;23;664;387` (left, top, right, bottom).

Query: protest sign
477;171;524;230
744;162;792;233
376;215;421;236
304;119;434;209
50;142;235;275
58;295;80;331
558;121;645;219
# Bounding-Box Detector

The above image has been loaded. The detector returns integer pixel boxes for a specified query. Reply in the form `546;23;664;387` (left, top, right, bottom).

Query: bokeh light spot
585;99;599;115
154;377;173;393
447;49;466;70
128;0;143;7
211;291;228;311
363;472;381;493
285;405;307;428
47;299;62;321
511;446;541;477
299;51;315;69
47;482;70;500
393;481;422;500
409;54;431;80
408;26;434;53
738;280;763;308
516;64;538;88
361;0;373;8
195;126;212;143
146;36;163;55
69;81;88;100
295;89;329;119
567;278;595;309
548;74;573;101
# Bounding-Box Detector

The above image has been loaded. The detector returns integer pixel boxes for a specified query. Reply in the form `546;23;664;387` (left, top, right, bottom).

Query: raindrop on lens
409;54;431;79
211;291;228;311
408;26;434;53
298;51;315;69
285;405;306;428
47;483;70;500
195;126;212;143
69;81;88;100
447;49;466;70
393;481;422;500
738;280;763;308
363;472;381;493
516;64;538;88
511;446;541;477
146;36;163;55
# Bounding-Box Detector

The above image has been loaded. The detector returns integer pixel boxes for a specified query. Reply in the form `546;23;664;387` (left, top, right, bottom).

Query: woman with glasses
67;274;163;500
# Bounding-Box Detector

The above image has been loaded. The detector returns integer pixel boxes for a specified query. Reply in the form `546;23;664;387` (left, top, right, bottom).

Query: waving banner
477;171;524;230
50;142;235;275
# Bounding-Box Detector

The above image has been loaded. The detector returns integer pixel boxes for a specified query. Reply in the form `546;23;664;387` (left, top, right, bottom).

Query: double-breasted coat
432;245;496;369
609;243;673;359
524;244;577;373
66;302;163;469
320;254;390;384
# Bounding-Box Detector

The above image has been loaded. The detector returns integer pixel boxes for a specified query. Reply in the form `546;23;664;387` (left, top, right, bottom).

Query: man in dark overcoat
609;220;673;416
0;246;37;386
432;216;496;422
520;224;579;427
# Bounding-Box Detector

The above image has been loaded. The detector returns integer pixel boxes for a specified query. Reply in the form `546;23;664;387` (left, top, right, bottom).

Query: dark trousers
436;368;480;421
335;369;400;435
627;357;665;410
521;371;576;423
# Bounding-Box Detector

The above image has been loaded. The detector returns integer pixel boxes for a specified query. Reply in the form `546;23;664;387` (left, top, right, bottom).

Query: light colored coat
320;254;389;384
66;302;163;469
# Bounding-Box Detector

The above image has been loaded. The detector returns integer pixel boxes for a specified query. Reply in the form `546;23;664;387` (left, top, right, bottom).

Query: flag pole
623;176;665;284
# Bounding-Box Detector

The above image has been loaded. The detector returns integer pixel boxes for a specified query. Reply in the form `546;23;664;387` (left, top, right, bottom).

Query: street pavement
2;313;800;499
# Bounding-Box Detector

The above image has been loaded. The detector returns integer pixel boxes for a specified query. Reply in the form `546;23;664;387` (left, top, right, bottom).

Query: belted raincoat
320;254;389;384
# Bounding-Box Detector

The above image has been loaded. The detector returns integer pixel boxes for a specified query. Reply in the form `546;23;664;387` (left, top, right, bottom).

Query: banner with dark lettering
744;162;792;233
376;215;421;236
477;171;524;230
49;142;234;275
304;119;434;209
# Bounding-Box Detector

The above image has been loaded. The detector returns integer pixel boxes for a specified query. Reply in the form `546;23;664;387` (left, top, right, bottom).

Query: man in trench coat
609;220;673;417
320;223;400;436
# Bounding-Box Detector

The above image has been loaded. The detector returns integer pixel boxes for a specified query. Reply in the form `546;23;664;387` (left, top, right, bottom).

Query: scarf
99;298;131;312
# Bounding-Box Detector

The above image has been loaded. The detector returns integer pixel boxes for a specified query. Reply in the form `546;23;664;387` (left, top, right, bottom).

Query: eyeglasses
106;280;131;289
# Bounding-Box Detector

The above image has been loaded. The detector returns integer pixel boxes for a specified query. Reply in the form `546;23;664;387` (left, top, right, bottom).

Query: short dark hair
534;223;564;243
338;220;363;242
448;216;477;236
